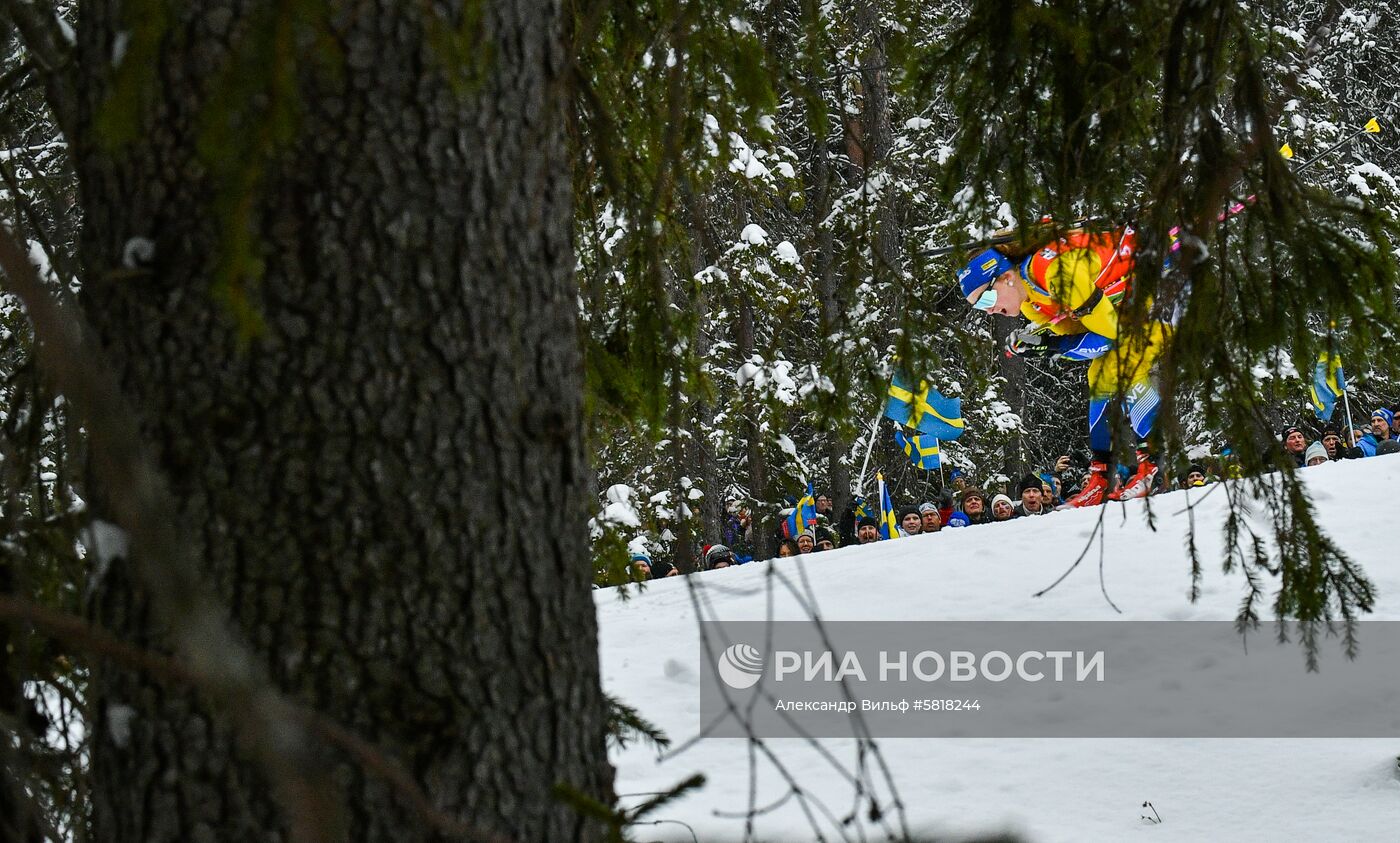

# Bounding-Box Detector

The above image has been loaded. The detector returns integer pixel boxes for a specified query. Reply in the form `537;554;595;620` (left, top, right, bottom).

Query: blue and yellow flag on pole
884;370;965;440
1309;352;1346;422
783;481;818;538
851;495;871;521
876;473;898;540
893;430;940;470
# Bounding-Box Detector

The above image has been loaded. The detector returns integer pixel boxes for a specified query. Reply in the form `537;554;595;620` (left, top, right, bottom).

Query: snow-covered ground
598;455;1400;841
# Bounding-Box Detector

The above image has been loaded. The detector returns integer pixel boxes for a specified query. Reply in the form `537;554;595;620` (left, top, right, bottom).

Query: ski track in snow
598;455;1400;841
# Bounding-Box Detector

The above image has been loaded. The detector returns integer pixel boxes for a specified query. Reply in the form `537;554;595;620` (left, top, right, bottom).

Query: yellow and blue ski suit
1017;228;1168;453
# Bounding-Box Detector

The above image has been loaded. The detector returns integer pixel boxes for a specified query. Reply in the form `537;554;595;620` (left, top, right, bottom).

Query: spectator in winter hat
990;494;1016;522
960;489;992;525
815;492;834;520
705;545;736;570
629;552;653;580
777;539;799;558
856;516;881;544
945;511;971;528
795;533;815;554
919;502;942;533
948;469;967;491
897;506;922;537
1280;425;1308;467
1304;442;1329;467
1371;409;1395;442
1184;464;1208;487
1014;474;1046;517
1352;409;1396;458
1319;423;1349;460
1392;406;1400;438
814;526;838;552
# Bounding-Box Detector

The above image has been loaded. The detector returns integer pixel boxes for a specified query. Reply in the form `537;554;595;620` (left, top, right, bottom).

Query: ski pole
919;215;1109;260
1282;117;1381;175
925;119;1379;261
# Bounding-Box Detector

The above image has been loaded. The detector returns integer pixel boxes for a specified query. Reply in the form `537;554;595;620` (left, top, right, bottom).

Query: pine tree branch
0;1;78;138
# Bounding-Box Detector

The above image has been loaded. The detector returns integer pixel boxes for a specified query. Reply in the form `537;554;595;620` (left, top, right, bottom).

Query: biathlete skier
957;227;1168;506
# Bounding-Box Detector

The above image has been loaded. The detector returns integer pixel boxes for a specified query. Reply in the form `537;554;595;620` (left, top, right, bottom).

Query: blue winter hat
629;551;651;564
957;248;1015;299
945;512;971;528
1373;407;1395;428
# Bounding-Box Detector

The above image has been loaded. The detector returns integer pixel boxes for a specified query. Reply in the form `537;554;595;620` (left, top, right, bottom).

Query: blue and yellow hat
957;248;1014;299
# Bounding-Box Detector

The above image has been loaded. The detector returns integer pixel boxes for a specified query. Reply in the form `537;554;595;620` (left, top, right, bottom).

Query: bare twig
1033;504;1110;598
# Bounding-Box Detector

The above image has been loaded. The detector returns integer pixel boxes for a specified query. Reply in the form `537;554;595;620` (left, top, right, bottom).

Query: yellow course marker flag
1364;117;1380;134
1279;143;1294;159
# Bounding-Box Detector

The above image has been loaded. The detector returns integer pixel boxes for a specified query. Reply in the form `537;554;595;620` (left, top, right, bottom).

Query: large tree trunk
736;294;773;560
72;2;613;840
854;0;902;284
809;77;851;520
683;194;725;551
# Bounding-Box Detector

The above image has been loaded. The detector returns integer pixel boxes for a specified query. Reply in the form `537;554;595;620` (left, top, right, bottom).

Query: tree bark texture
682;199;724;553
809;93;851;517
736;294;772;559
72;1;613;840
854;0;903;287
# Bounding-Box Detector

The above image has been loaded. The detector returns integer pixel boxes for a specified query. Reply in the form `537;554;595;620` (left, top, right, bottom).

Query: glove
1007;329;1054;358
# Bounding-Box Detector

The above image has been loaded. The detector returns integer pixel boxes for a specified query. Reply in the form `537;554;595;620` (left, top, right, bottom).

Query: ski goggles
971;289;998;311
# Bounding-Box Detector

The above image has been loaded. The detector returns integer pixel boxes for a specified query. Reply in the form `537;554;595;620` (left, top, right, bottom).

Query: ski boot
1110;448;1159;501
1062;461;1110;508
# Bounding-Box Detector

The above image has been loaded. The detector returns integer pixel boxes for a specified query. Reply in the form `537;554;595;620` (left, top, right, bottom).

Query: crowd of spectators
1281;407;1399;465
623;405;1400;581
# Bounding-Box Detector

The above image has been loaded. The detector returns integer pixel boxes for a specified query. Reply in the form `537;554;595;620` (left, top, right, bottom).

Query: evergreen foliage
0;0;1398;833
580;0;1400;642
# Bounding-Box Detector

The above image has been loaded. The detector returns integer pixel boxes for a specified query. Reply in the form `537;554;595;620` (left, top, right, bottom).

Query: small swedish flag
877;473;898;540
894;429;940;470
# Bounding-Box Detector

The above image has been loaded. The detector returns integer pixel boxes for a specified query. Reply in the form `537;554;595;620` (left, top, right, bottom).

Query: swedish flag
893;429;940;470
877;473;898;540
784;481;817;538
884;370;965;440
852;496;871;521
1309;352;1346;422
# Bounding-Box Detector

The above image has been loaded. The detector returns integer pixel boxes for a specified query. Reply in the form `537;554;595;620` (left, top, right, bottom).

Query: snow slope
597;455;1400;841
